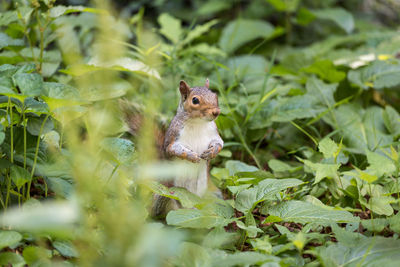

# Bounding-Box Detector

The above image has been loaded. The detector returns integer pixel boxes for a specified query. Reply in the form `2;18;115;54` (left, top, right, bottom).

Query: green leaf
303;160;339;184
158;13;182;44
10;165;31;189
267;0;300;12
306;76;337;108
27;116;53;136
267;200;359;224
0;231;22;250
225;160;258;176
210;250;280;267
318;137;339;159
219;19;275;53
0;33;24;49
12;73;43;97
235;178;303;213
22;246;52;265
182;20;218;45
176;242;210;267
100;137;135;164
348;60;400;89
53;240;79;258
150;182;201;208
49;5;104;18
383;105;400;137
166;209;232;229
0;252;25;267
317;236;400;266
366;150;396;177
311;8;355;33
361;219;388;232
302;60;346;83
0;200;78;234
268;159;295;173
389;212;400;234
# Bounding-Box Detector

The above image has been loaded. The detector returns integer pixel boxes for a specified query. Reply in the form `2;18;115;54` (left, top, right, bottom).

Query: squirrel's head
179;79;220;121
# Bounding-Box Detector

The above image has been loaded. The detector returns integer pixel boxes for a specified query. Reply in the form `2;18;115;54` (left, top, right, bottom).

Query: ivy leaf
219;19;275;53
266;200;359;224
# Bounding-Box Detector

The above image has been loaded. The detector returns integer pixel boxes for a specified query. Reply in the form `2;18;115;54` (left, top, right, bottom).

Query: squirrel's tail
119;99;166;158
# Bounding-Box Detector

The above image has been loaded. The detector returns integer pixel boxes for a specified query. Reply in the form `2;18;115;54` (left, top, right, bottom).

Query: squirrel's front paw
186;151;201;163
200;144;222;160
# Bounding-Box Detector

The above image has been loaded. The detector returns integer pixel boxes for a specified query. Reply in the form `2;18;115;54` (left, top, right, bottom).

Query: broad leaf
166;209;232;229
348;60;400;89
266;200;359;224
219;19;275;53
317;236;400;266
312;8;354;33
10;165;31;189
0;231;22;250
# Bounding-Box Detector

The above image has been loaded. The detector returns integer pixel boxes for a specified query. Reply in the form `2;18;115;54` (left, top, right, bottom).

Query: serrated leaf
158;13;182;44
318;137;339;159
348;60;400;89
235;178;303;213
267;200;359;224
219;19;275;53
366;150;396;177
182;20;218;45
303;160;339;184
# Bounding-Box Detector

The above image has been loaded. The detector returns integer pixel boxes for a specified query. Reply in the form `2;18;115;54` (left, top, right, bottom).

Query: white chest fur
177;119;218;154
174;119;218;196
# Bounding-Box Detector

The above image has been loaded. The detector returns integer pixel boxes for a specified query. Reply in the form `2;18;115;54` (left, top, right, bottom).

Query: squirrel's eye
192;97;200;105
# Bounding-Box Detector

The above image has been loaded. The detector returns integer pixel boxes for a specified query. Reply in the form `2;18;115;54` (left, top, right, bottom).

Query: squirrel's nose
212;108;220;118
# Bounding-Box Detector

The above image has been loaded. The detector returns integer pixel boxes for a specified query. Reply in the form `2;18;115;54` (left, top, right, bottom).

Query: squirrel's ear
205;78;209;89
179;80;191;99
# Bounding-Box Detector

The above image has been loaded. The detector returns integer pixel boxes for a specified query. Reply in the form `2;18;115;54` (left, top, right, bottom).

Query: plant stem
8;97;13;163
27;114;50;199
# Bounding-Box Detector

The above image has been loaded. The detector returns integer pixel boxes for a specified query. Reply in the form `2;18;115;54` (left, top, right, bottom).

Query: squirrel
122;79;223;217
152;79;224;217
